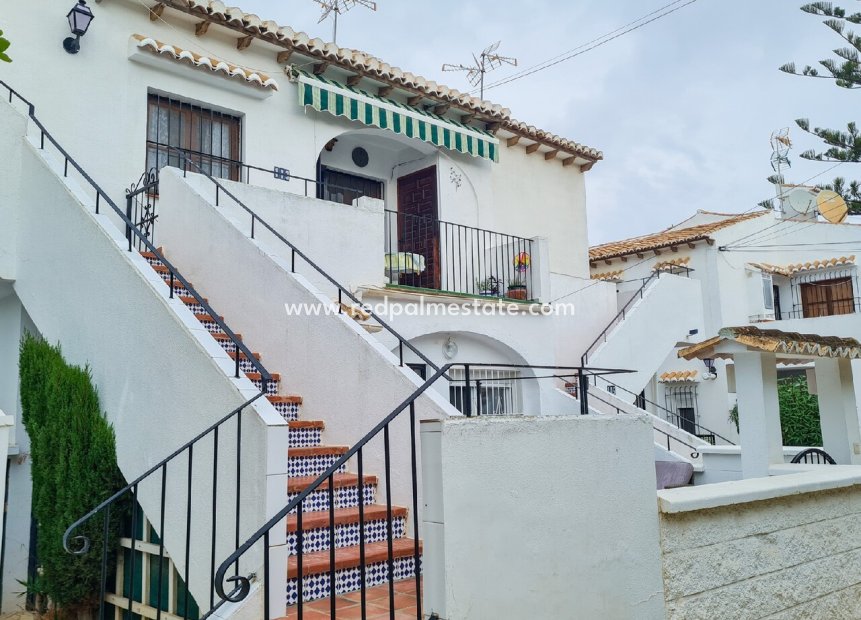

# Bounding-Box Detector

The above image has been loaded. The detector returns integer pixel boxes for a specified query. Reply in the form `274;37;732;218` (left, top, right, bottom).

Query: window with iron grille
146;93;242;181
663;384;699;434
448;368;522;415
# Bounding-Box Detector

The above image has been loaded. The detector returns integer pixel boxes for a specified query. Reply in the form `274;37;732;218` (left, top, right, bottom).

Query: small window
146;94;242;181
800;277;856;317
448;368;522;415
762;274;774;311
317;166;383;205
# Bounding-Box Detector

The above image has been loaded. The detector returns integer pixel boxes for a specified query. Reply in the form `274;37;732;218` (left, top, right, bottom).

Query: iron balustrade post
210;426;219;610
126;193;134;252
384;424;395;614
98;507;110;620
357;447;367;610
463;364;472;417
263;531;270;620
156;464;168;620
579;371;590;416
127;484;139;620
328;477;336;616
234;411;242;577
399;340;404;367
476;380;483;416
184;446;194;619
409;403;422;620
297;502;304;617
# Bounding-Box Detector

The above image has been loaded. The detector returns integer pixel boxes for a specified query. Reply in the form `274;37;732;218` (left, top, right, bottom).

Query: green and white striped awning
295;70;499;163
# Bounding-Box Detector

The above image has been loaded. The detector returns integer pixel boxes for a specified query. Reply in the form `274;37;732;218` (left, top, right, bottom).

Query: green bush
778;375;822;447
19;334;126;616
728;375;822;447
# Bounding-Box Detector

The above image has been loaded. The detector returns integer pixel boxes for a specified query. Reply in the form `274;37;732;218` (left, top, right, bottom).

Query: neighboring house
588;208;861;447
0;0;625;616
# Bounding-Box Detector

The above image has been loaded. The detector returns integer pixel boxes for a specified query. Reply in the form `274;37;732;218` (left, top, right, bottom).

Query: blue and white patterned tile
286;557;421;606
272;401;301;421
287;453;347;478
289;427;322;448
287;483;376;514
288;516;407;555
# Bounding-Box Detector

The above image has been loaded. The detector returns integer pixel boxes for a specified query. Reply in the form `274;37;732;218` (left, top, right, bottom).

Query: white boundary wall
421;414;667;619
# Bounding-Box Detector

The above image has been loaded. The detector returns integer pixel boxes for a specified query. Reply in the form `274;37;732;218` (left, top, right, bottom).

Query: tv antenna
314;0;377;44
769;128;792;212
442;42;518;100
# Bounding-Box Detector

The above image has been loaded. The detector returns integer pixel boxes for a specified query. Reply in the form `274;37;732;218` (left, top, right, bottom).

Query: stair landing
282;578;420;619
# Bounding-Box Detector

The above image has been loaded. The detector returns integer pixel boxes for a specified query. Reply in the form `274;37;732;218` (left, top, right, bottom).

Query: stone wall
658;469;861;619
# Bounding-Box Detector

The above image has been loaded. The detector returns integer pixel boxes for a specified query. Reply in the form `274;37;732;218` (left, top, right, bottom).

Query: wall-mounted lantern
703;357;718;378
63;1;95;54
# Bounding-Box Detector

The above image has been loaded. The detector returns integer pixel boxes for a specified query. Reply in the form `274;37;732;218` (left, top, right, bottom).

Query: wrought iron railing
204;363;630;619
384;209;535;300
585;389;702;459
0;80;270;392
147;139;375;201
581;266;693;365
168;148;438;371
777;297;861;320
0;80;275;620
593;376;735;446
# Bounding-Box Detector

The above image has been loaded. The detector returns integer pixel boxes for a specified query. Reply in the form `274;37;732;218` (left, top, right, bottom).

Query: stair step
269;395;302;421
287;505;408;556
287;474;377;513
288;446;350;478
248;372;280;395
289;421;324;448
286;540;421;606
178;295;207;313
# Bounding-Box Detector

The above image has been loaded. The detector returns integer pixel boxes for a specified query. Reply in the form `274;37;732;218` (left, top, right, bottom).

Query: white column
735;352;783;478
814;358;861;464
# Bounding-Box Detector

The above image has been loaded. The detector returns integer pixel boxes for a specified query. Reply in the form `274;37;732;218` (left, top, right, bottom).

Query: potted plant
476;276;501;297
507;277;528;300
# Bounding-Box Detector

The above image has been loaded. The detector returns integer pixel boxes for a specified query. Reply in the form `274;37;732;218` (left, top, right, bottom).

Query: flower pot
507;286;527;300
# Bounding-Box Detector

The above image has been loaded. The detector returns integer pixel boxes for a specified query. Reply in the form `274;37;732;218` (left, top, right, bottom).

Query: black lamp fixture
63;0;95;54
703;357;718;377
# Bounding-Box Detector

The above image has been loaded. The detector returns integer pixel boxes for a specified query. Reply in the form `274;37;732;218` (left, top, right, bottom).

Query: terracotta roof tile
157;1;601;161
749;256;855;277
590;211;768;263
591;269;625;281
133;34;278;89
679;326;861;361
658;370;699;382
653;256;691;271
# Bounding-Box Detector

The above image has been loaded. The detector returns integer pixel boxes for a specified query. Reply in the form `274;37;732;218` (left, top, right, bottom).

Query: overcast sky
242;0;859;244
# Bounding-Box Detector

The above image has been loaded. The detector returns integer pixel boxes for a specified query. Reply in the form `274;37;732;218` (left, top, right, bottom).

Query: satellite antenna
442;42;518;100
769;128;792;212
314;0;377;44
817;190;849;224
784;187;817;220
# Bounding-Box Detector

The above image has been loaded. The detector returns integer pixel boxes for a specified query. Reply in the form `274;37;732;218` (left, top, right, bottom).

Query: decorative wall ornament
443;336;458;360
449;167;463;191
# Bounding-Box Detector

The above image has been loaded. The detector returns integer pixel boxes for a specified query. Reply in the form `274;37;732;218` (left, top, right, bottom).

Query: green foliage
782;3;861;214
0;28;10;63
778;375;823;447
730;375;822;447
19;334;126;616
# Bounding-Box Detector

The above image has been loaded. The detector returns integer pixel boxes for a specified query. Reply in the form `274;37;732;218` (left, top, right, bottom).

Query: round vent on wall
352;146;370;168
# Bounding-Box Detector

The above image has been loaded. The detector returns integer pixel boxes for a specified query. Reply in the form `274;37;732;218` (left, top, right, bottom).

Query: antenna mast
769;128;792;212
314;0;377;44
442;42;518;100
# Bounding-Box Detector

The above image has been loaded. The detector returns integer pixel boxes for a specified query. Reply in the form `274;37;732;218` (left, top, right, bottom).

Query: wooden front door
397;166;440;289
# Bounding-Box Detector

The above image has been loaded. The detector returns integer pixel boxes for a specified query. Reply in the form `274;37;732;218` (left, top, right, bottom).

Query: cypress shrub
19;334;126;617
728;375;822;447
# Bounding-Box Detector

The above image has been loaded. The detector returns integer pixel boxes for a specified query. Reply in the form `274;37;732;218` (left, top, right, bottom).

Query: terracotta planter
507;286;527;300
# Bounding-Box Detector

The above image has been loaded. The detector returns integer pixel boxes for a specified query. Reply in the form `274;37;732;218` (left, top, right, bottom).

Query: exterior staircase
142;250;420;610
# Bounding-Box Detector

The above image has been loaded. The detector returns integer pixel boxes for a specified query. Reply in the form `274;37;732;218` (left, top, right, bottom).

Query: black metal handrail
147;139;375;200
0;80;270;392
581;272;660;365
384;209;535;299
586;389;701;459
206;363;632;619
593;376;736;446
167;147;439;372
1;80;275;619
777;297;861;320
63;393;265;618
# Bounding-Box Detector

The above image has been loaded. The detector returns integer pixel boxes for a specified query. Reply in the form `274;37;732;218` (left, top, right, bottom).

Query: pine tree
780;2;861;212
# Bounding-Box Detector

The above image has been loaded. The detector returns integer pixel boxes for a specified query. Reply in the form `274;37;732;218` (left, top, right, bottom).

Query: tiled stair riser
287;517;407;555
288;484;376;514
286;557;420;606
252;379;280;395
288;454;348;478
289;427;322;448
271;401;301;421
